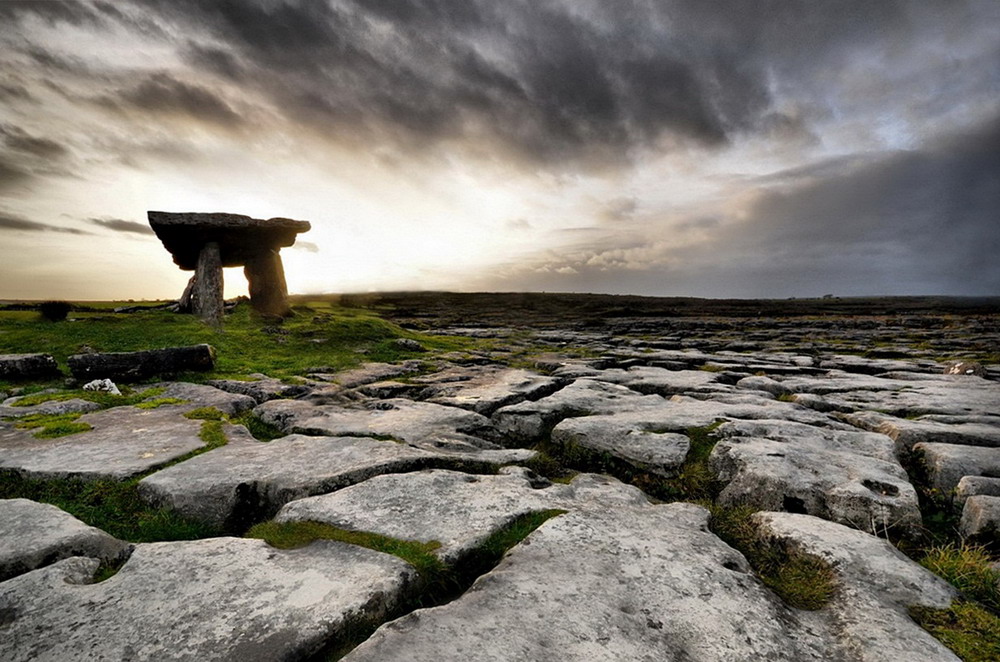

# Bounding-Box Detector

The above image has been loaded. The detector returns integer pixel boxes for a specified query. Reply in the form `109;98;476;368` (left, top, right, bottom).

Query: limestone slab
844;410;1000;450
755;512;959;662
138;434;530;531
0;537;412;661
0;499;129;582
959;495;1000;540
710;420;921;534
425;367;565;415
913;442;1000;492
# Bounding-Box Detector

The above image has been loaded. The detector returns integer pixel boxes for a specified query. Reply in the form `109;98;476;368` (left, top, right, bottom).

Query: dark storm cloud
137;0;911;165
0;212;90;235
498;113;1000;296
0;157;32;193
86;217;155;236
97;72;244;127
0;0;101;26
1;125;67;159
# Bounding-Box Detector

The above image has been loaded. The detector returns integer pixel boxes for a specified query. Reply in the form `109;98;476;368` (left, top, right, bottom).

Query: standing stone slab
344;503;834;662
0;499;130;582
67;345;216;382
138;434;531;531
0;537;416;662
0;353;59;380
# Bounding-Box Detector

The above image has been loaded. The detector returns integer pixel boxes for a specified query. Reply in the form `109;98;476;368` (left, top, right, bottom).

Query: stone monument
148;211;311;323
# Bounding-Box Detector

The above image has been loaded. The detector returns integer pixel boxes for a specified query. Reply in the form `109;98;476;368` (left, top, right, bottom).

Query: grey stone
944;360;986;377
0;353;59;380
710;420;921;534
956;475;1000;504
785;375;1000;417
138;434;531;530
492;378;666;445
207;375;309;403
275;468;625;565
959;495;1000;539
425;367;565;415
0;499;129;582
913;442;1000;492
0;537;414;662
551;416;691;476
67;345;216;382
754;512;959;662
0;405;235;480
308;360;425;388
82;378;121;395
0;397;102;419
254;398;500;449
843;411;1000;450
142;381;256;414
345;502;837;662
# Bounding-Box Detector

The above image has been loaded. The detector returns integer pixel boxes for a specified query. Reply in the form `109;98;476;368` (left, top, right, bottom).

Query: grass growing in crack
245;521;445;577
12;412;92;438
0;471;218;542
135;397;188;409
710;504;837;610
897;447;961;547
920;544;1000;612
184;406;225;421
8;386;167;409
910;602;1000;662
228;410;285;441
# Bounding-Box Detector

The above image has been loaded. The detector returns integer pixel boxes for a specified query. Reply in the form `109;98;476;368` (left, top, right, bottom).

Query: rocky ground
2;295;999;661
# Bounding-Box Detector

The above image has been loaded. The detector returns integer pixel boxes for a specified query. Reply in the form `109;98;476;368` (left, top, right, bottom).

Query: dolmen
148;211;311;322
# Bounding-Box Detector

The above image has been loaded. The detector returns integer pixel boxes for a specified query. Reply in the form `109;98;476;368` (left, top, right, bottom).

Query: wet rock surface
3;297;999;660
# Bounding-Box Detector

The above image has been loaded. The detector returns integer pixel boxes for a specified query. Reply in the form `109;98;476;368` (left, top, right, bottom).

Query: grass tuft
710;504;837;610
184;406;225;421
228;410;285;441
910;602;1000;662
13;412;92;438
920;544;1000;612
245;521;445;577
135;397;188;409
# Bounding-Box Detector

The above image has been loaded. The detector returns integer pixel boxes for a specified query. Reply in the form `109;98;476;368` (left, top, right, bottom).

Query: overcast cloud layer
0;0;997;299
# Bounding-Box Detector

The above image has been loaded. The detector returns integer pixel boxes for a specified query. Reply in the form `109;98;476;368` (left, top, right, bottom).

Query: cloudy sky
1;0;998;300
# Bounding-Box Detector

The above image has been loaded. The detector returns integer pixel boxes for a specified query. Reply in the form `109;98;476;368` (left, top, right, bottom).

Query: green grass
135;397;188;409
7;386;167;409
229;410;285;441
710;504;837;610
184;406;225;421
245;521;445;577
910;602;1000;662
0;471;217;542
0;301;481;385
920;544;1000;612
12;412;92;438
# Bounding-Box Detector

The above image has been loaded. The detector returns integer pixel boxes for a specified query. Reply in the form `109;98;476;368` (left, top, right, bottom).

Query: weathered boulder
149;211;311;319
138;434;531;531
0;499;130;582
955;475;1000;504
943;360;986;377
142;381;256;415
959;495;1000;541
551;416;692;477
0;353;59;380
0;396;102;419
710;420;921;534
307;360;426;388
423;367;566;415
207;375;310;404
843;410;1000;450
0;537;415;662
68;345;215;382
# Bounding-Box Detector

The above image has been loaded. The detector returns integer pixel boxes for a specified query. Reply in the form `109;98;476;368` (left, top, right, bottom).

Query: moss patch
228;410;285;441
135;398;188;409
13;412;92;438
710;504;837;610
9;387;167;409
184;406;225;421
245;521;445;577
910;602;1000;662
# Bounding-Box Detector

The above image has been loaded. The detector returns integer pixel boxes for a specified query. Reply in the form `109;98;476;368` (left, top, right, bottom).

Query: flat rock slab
959;495;1000;540
275;469;643;565
956;475;1000;504
552;416;691;476
0;537;413;662
255;398;500;450
207;375;310;404
913;442;1000;492
0;405;213;480
755;512;958;662
710;420;921;534
0;397;102;419
345;502;834;662
424;367;565;415
0;353;59;380
0;498;130;582
142;381;256;415
785;376;1000;417
844;410;1000;450
138;434;531;531
309;361;426;388
492;378;666;445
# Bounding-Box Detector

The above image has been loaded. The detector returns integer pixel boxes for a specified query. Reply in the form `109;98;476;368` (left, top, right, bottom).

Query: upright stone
148;211;311;320
244;249;289;318
192;242;223;326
